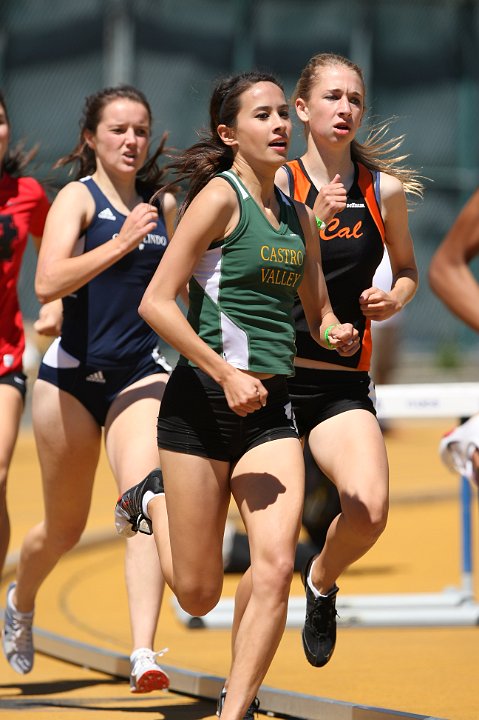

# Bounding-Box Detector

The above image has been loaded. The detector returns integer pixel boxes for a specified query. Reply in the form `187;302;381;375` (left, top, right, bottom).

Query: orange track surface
1;420;478;719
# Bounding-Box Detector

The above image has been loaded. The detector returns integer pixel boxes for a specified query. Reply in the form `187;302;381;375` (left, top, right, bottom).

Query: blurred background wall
2;0;478;375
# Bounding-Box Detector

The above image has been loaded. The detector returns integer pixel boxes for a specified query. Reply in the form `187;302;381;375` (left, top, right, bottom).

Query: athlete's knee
253;553;295;604
363;503;388;542
175;577;223;617
343;494;388;542
46;521;86;555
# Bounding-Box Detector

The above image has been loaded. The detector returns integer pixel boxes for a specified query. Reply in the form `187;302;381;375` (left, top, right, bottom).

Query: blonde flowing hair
292;53;425;200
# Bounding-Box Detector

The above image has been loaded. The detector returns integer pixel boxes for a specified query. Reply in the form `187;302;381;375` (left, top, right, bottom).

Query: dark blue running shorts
38;346;171;426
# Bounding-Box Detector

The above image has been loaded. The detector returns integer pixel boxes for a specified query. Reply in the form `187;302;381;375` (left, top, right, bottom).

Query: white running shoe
439;415;479;485
2;582;34;674
129;647;169;693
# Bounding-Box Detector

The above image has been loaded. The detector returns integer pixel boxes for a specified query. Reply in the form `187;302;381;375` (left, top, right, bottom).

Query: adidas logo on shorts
85;371;106;383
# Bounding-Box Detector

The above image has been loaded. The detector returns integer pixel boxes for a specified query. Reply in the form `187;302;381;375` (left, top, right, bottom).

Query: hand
312;174;347;225
113;203;159;254
326;323;361;356
221;369;268;417
359;287;402;321
33;299;63;337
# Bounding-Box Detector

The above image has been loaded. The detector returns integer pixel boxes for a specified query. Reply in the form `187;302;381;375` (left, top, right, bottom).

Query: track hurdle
174;382;479;629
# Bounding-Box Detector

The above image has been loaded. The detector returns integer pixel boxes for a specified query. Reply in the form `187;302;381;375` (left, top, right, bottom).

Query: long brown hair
54;85;171;197
167;71;285;216
293;53;424;199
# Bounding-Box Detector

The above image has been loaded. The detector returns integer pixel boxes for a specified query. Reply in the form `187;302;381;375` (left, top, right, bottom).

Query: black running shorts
157;365;299;462
0;370;27;401
288;367;376;439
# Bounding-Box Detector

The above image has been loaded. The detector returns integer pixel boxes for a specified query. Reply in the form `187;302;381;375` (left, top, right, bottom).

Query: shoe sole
114;505;137;538
130;669;170;693
302;632;333;668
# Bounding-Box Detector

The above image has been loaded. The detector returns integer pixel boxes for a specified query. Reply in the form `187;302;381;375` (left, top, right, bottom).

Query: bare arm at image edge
429;188;479;332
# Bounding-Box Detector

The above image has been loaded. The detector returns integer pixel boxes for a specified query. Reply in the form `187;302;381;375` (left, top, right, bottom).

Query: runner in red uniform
0;90;51;580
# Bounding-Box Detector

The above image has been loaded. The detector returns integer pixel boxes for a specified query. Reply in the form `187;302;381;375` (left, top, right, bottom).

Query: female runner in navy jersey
2;86;176;692
274;53;423;668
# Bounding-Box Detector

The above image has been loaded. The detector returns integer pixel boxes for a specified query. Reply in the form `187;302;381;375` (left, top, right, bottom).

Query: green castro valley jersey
184;170;306;376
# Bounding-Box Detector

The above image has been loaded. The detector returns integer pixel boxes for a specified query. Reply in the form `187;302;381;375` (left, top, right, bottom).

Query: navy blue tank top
60;176;169;368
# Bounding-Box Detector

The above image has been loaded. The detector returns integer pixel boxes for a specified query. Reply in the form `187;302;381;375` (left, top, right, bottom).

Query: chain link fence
2;0;478;370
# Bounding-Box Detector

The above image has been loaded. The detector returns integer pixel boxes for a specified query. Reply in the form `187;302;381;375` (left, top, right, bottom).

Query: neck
301;138;354;188
231;159;277;207
92;166;139;210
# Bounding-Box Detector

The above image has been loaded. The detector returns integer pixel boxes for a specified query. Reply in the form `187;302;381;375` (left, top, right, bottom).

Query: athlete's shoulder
48;179;95;227
355;160;404;199
54;178;92;204
275;165;290;194
373;170;404;198
161;190;177;214
199;175;238;210
16;175;47;201
160;190;177;235
178;175;239;244
17;175;42;191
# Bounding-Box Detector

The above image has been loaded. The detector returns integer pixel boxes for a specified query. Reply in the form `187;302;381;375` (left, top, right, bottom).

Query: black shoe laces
308;594;338;636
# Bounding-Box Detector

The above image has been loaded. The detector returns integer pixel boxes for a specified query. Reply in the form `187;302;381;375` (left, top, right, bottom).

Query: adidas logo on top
86;370;106;383
98;208;116;221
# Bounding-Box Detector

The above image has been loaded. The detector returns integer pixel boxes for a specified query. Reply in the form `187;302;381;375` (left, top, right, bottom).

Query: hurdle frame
174;382;479;629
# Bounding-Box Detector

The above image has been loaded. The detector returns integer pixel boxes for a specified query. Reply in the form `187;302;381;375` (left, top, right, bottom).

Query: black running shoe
216;689;260;719
301;555;338;667
115;468;164;538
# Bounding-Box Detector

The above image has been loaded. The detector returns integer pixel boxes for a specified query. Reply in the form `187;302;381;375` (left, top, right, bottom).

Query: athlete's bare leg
0;385;24;578
105;373;169;652
307;409;388;593
13;379;100;612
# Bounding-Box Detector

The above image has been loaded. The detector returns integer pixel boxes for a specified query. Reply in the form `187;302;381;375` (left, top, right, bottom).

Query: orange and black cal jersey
283;159;385;370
